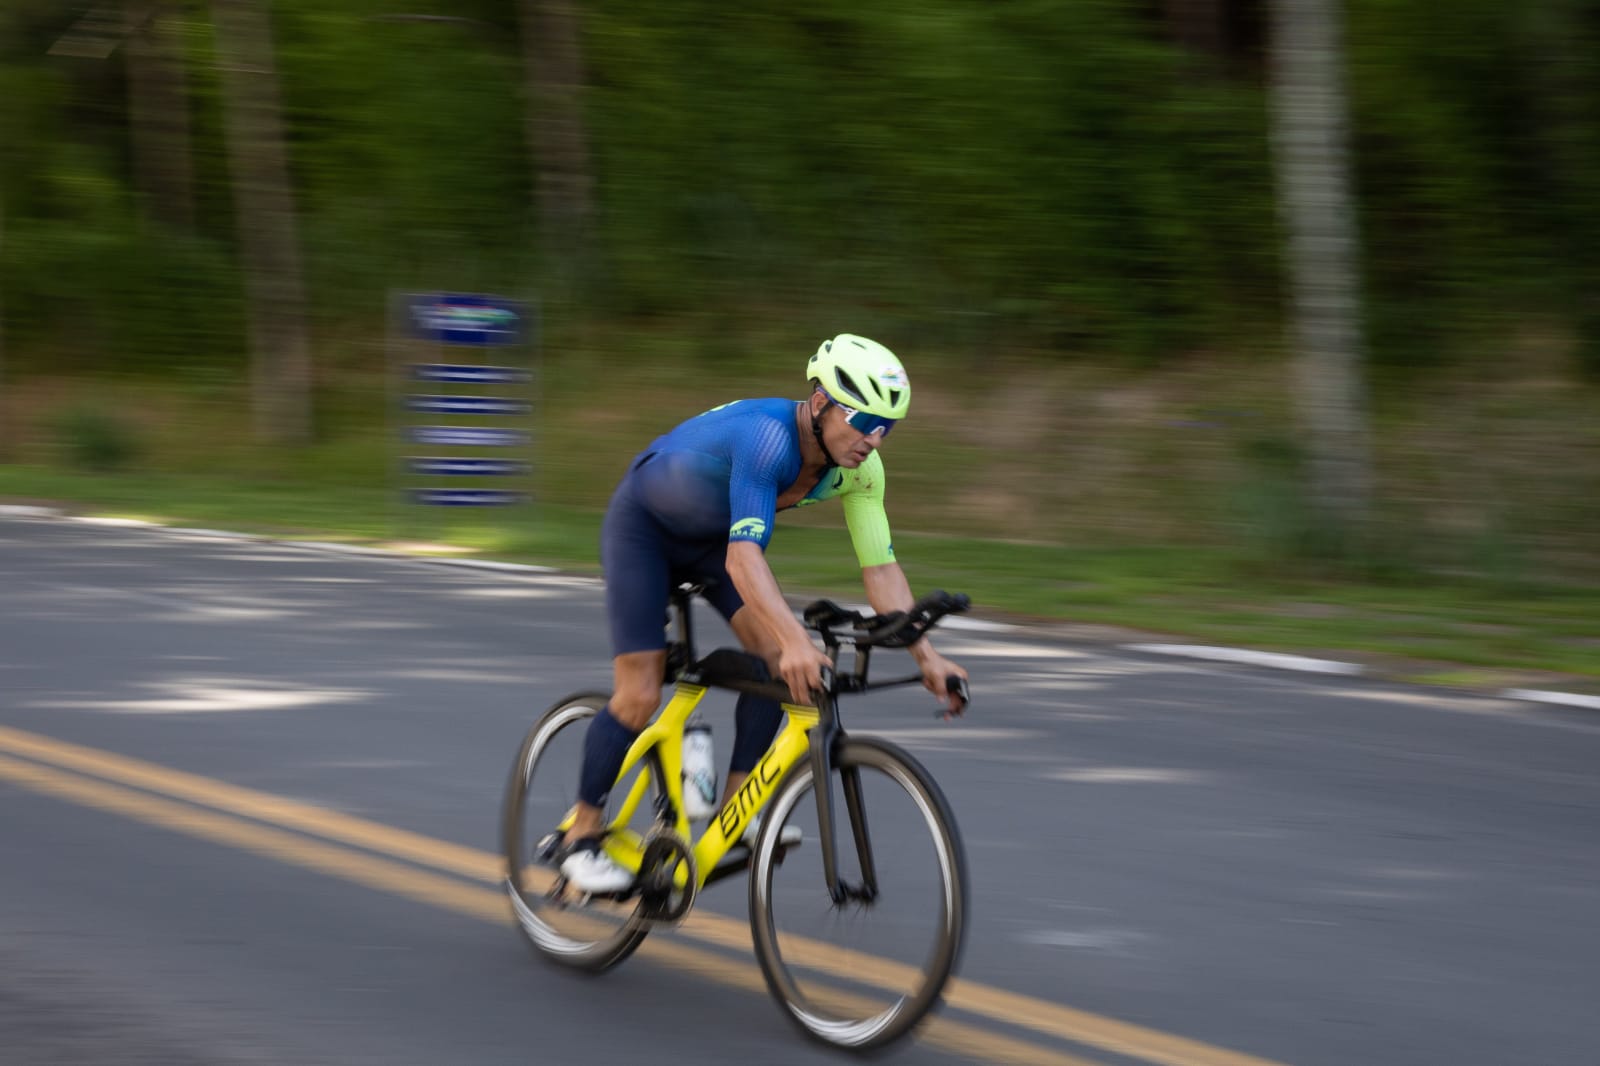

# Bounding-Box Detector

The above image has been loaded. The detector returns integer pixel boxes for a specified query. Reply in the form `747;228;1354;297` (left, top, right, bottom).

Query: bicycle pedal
534;831;563;864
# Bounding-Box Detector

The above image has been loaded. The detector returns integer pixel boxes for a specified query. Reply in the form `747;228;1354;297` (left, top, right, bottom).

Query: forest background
1;0;1597;683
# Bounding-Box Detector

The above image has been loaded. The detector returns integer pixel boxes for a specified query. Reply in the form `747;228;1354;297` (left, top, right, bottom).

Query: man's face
814;392;891;468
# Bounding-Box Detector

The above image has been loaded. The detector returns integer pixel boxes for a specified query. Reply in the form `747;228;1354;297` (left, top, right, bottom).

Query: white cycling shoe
559;840;634;895
560;818;804;894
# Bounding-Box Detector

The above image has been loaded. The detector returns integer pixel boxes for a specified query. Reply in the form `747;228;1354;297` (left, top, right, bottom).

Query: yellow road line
0;725;1285;1066
0;752;509;920
0;751;1099;1066
0;724;499;880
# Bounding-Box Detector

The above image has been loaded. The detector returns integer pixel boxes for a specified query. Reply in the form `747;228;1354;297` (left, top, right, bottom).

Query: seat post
669;584;699;673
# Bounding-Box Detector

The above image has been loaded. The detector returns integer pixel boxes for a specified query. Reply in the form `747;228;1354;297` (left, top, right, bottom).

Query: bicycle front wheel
748;736;967;1051
501;692;651;972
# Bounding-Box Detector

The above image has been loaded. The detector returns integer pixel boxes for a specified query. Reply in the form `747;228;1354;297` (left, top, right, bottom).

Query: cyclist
560;333;969;893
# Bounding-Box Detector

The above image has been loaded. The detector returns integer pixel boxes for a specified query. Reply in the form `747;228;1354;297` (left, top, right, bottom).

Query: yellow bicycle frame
559;681;819;890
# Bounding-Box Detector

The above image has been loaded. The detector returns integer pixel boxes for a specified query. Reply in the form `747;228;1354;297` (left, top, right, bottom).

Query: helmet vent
833;368;870;407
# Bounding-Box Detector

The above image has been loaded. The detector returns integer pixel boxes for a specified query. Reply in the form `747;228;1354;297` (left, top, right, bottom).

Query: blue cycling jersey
598;397;895;655
625;398;893;565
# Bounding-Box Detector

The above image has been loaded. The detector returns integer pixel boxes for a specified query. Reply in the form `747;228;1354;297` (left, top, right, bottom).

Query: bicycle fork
809;709;880;906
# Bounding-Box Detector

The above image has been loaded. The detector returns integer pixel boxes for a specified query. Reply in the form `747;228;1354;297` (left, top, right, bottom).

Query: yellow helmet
806;334;911;421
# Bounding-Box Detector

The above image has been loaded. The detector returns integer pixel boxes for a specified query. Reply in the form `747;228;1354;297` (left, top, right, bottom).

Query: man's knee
609;683;661;730
609;650;666;729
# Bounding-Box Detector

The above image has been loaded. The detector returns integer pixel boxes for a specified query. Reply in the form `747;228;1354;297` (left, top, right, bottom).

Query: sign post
387;292;538;538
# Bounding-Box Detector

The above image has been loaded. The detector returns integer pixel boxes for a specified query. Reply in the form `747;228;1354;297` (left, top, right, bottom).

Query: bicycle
501;581;972;1051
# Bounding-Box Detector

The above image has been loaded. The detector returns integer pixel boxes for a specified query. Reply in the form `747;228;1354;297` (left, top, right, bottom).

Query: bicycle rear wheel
501;692;652;972
748;736;967;1051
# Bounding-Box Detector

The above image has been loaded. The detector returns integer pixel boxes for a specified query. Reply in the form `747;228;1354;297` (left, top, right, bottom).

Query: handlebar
682;588;972;711
804;591;973;714
801;589;971;649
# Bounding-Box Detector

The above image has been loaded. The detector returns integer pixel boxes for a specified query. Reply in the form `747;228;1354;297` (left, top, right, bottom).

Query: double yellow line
0;725;1283;1066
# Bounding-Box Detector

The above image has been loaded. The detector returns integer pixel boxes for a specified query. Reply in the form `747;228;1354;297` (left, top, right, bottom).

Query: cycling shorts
599;460;748;656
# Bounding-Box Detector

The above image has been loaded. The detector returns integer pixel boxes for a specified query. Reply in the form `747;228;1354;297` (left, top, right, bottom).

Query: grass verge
3;464;1597;690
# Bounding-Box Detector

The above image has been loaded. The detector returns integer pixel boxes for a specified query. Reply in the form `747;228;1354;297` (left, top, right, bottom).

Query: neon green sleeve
839;451;896;568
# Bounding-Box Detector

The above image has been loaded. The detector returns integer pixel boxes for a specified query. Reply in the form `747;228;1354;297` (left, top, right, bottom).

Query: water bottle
681;718;718;819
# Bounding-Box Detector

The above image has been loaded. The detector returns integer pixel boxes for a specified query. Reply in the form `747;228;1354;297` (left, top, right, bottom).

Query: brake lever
810;665;837;706
936;676;970;720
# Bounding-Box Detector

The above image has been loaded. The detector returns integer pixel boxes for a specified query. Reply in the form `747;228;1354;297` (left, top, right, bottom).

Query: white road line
1502;689;1600;712
1125;643;1365;676
9;510;1600;716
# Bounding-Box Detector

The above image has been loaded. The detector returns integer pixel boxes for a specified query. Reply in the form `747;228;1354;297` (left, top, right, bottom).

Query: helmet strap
808;393;840;467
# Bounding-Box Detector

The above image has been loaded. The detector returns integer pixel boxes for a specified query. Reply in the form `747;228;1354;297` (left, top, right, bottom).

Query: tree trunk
519;0;595;274
1164;0;1227;60
127;2;197;231
1525;0;1600;377
0;190;7;458
211;0;312;445
1267;0;1372;531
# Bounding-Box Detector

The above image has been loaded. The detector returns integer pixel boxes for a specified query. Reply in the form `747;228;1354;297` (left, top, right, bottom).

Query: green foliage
1348;0;1600;371
274;6;534;308
50;405;142;472
582;1;1277;352
1227;433;1319;562
3;0;1597;373
0;0;1595;580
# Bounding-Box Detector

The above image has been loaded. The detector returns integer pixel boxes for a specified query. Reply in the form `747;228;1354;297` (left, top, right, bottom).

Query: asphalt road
2;513;1598;1065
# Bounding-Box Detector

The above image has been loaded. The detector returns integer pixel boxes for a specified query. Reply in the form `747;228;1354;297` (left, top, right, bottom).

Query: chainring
636;828;697;924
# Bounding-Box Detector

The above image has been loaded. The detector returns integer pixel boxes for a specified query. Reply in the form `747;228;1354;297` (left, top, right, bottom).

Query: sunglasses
836;403;897;438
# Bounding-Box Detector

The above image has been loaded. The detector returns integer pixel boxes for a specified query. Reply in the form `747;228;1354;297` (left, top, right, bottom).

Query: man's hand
859;563;969;718
778;639;834;705
915;649;969;718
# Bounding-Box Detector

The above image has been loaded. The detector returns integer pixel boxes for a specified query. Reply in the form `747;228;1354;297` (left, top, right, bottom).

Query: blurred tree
1162;0;1229;62
1268;0;1371;532
1523;0;1600;377
0;188;7;452
2;0;1595;393
212;0;311;444
1159;0;1265;79
519;0;595;278
126;1;196;231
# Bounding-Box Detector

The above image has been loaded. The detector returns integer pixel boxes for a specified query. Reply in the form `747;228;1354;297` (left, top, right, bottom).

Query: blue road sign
411;489;527;506
412;364;531;384
407;426;528;447
407;458;529;477
407;294;528;346
406;395;530;416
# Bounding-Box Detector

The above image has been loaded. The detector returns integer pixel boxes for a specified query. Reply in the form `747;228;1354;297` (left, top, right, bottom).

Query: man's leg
563;648;667;844
724;606;785;802
572;476;668;848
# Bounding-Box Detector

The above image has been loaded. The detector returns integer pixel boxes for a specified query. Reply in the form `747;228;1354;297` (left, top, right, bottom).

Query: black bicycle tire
501;691;652;972
746;735;968;1051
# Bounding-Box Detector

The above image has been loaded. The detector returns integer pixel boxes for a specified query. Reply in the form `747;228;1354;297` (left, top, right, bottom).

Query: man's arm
727;540;833;702
862;562;968;714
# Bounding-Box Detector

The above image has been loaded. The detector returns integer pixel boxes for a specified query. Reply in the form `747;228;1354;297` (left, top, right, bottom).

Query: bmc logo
718;748;785;841
730;518;768;539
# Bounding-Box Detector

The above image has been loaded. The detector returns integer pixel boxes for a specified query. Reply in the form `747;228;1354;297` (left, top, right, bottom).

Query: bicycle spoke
749;738;966;1049
502;694;653;971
